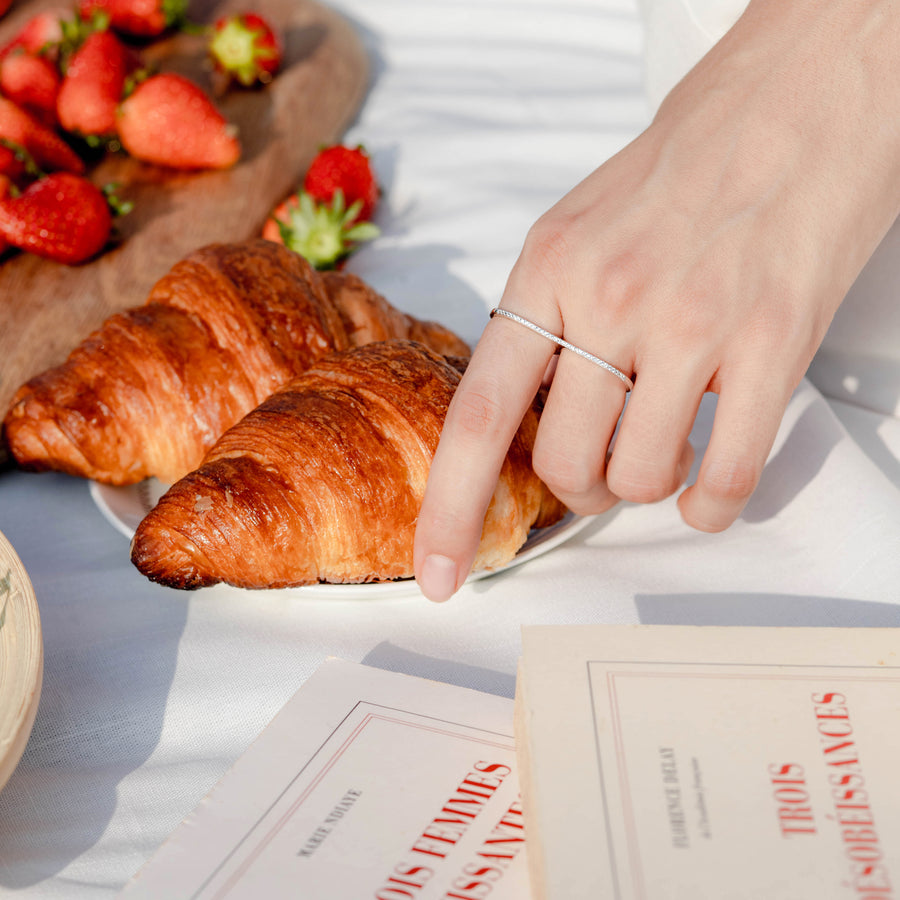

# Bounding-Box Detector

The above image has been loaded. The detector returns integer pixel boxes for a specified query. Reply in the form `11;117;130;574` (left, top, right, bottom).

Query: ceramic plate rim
89;479;595;599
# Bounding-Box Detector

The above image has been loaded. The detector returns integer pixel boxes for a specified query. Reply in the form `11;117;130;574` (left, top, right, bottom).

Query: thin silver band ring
489;307;634;391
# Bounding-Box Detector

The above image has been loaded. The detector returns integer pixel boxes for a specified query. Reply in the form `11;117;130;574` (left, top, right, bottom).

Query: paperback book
119;657;526;899
514;624;900;900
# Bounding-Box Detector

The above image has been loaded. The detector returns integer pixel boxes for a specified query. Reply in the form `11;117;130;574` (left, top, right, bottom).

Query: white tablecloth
1;0;898;895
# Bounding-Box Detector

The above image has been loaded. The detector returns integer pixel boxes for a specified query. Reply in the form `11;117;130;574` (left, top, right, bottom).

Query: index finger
413;310;556;601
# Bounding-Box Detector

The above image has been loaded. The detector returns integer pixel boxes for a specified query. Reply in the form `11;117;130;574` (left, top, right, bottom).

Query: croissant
130;340;566;590
2;239;469;486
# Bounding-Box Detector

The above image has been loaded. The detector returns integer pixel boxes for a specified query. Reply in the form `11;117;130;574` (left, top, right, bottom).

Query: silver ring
489;307;634;391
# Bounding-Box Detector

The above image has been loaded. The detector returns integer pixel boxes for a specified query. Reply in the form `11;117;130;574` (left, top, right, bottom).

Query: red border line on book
590;662;900;900
203;703;515;899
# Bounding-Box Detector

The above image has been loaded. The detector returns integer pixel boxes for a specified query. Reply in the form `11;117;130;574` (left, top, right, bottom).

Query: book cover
120;658;527;899
515;624;900;900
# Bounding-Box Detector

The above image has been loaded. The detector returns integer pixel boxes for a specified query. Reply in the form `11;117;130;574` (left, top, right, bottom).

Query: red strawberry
0;97;85;175
0;9;69;60
261;144;380;268
57;30;136;139
303;144;379;223
117;73;240;170
0;0;13;19
208;12;281;88
0;143;28;182
261;188;379;270
78;0;186;37
0;172;113;264
0;174;11;255
0;51;61;127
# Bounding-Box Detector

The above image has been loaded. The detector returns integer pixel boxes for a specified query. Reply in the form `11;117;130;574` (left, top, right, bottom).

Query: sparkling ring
489;307;634;391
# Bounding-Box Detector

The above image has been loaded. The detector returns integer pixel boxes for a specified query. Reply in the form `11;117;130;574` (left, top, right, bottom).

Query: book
514;624;900;900
119;657;527;899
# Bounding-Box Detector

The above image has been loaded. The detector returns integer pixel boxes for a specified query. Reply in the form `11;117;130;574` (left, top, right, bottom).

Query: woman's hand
413;0;900;601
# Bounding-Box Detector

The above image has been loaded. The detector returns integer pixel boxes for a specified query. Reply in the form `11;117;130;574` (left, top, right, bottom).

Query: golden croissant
2;240;469;486
131;340;566;590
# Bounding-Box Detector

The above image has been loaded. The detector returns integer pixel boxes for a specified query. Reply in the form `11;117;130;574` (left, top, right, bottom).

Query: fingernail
420;554;459;603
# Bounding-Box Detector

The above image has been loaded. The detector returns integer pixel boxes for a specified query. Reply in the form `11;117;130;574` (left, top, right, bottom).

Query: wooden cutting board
0;0;369;445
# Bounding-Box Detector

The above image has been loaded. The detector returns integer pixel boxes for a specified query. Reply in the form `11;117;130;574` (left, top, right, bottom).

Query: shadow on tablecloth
636;592;900;627
0;471;189;890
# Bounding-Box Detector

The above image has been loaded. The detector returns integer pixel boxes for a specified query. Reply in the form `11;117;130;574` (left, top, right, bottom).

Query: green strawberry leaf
0;138;44;178
276;189;379;270
102;182;133;217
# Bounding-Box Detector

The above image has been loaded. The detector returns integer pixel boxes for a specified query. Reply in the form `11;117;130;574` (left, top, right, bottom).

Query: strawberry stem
102;182;133;217
275;188;379;270
58;10;110;73
162;0;188;28
0;139;45;178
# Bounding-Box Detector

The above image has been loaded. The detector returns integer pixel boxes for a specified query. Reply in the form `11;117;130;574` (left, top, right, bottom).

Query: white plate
0;529;43;794
90;479;595;599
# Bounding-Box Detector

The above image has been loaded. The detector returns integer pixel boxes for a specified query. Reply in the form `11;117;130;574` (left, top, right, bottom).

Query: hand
414;0;900;601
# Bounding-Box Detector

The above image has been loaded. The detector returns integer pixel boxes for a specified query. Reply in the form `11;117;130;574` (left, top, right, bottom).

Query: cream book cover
120;658;527;899
515;624;900;900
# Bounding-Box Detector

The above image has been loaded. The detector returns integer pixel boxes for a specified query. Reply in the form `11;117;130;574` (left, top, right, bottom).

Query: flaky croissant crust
131;340;566;590
3;240;469;486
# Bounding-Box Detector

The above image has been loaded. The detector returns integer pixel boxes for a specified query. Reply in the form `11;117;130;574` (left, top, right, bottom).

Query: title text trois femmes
374;760;525;900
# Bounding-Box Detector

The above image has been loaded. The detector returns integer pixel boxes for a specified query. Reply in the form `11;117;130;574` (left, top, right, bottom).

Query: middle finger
532;340;632;515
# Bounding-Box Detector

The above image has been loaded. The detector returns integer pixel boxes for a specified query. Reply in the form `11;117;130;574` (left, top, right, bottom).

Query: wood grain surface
0;0;370;438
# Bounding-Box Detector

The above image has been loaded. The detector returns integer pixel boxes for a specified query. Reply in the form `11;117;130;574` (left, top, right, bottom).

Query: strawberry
117;73;240;170
77;0;187;37
0;172;113;264
0;51;61;127
0;142;29;182
0;97;85;176
261;144;380;269
57;30;136;140
0;9;70;61
0;0;12;19
0;174;11;255
261;188;379;270
303;144;379;223
208;12;281;88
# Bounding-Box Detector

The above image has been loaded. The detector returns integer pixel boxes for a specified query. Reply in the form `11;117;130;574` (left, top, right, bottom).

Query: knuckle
607;460;676;505
699;455;760;504
532;444;598;499
450;380;509;443
519;216;653;334
590;250;648;323
521;212;579;281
